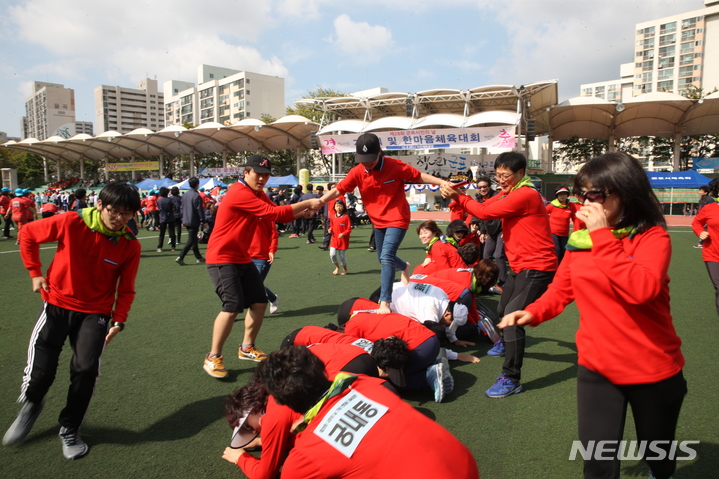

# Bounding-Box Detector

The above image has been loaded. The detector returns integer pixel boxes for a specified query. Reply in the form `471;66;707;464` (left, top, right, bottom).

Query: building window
659;34;675;46
660;22;676;34
682;17;697;29
200;88;213;99
658;68;674;80
679;66;693;77
209;73;214;79
680;42;694;54
658;45;675;57
657;80;674;92
681;30;695;42
680;53;694;65
658;57;674;69
642;60;653;71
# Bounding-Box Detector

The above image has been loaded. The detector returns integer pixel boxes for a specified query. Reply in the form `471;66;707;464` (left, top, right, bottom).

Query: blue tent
265;174;299;188
647;170;711;188
134;177;177;190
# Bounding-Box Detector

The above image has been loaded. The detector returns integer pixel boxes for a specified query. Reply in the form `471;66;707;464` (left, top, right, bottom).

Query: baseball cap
15;188;24;196
555;186;570;196
245;154;272;174
1;187;10;192
354;133;381;163
229;410;259;449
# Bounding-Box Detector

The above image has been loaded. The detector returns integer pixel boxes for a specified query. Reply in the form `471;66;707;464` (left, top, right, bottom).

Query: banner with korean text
200;167;245;176
106;161;159;172
319;126;515;155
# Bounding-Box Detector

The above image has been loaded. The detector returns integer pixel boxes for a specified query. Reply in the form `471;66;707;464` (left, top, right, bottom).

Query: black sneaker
59;427;89;459
2;401;44;445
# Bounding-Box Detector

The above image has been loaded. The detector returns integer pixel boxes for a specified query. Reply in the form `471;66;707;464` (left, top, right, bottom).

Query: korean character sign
314;391;389;458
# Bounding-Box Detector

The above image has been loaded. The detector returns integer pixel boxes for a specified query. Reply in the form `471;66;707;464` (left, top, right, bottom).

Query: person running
320;133;450;314
500;152;686;479
329;199;351;275
441;151;557;398
202;155;323;378
2;183;141;460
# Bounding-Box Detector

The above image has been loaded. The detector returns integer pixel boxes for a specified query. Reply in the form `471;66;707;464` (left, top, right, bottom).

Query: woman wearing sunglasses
499;152;686;479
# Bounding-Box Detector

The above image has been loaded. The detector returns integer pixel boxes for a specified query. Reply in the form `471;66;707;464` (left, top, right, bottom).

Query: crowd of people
1;134;695;479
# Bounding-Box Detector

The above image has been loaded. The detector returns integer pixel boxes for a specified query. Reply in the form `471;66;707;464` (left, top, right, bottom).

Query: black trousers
577;366;687;479
179;226;202;260
20;302;109;429
497;268;555;382
157;221;176;249
173;218;183;243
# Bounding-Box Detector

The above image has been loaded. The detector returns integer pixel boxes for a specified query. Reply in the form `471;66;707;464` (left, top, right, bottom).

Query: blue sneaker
425;357;451;403
487;340;505;357
485;375;522;398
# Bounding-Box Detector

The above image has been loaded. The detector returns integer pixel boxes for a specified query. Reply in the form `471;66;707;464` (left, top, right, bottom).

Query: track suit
692;201;719;316
18;212;140;429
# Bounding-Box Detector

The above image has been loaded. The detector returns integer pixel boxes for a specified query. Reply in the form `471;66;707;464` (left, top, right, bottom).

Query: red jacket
249;215;279;260
692;201;719;262
236;395;302;479
207;180;295;265
294;326;363;348
279;375;479;479
329;213;352;250
525;226;684;385
0;194;10;215
413;238;464;275
546;200;577;237
458;187;557;273
11;196;34;221
307;343;372;379
336;156;422;229
20;212;141;323
344;311;435;350
144;195;158;212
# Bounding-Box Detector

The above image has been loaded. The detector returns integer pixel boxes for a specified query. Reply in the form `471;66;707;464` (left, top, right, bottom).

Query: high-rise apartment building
581;0;719;99
163;65;285;127
22;82;84;140
94;78;164;133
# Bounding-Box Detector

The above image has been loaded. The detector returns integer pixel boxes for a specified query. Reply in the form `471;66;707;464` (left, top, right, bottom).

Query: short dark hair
258;346;330;413
574;151;666;233
416;220;442;237
476;175;492;186
709;179;719;198
372;337;410;371
188;177;200;189
446;219;469;238
159;187;169;197
74;188;86;200
171;186;180;195
98;183;140;212
334;198;347;212
457;242;480;265
495;151;527;173
700;185;710;195
224;381;268;428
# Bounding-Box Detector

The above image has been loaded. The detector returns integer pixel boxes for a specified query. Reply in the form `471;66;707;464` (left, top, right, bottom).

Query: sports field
1;222;717;478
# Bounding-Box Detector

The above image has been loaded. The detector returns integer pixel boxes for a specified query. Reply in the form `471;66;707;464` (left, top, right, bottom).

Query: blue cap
1;187;10;192
199;187;205;191
15;188;24;196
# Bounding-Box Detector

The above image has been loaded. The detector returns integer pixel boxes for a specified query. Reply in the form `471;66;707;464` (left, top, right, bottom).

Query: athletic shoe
156;248;162;253
203;355;228;378
167;239;172;245
269;296;279;314
426;357;451;403
288;234;299;238
487;340;505;357
367;247;376;252
175;257;185;266
2;401;44;445
238;346;268;362
58;427;89;460
317;245;328;251
196;257;205;263
176;241;184;245
693;244;703;248
489;285;504;294
485;374;522;398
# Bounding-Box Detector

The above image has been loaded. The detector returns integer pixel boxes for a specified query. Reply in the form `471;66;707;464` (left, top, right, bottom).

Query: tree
553;137;608;172
0;148;45;185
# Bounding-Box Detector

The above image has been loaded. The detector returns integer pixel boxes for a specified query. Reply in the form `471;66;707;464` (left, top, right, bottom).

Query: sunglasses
576;189;611;204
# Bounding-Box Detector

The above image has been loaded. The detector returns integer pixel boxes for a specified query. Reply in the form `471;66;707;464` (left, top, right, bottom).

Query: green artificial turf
0;223;717;478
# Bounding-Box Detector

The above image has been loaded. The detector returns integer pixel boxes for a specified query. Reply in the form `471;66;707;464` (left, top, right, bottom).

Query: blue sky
0;0;702;138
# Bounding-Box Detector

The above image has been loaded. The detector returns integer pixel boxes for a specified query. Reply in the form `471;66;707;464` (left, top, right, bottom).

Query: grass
0;222;718;478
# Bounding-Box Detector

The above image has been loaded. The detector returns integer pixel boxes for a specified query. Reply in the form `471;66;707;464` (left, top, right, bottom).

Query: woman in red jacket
546;185;577;263
500;152;686;479
692;178;719;316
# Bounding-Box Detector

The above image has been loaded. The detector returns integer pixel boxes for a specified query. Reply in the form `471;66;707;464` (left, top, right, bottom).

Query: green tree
553;137;608;172
0;148;45;185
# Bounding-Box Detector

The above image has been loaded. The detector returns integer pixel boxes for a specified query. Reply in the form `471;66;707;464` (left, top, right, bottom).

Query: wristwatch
111;321;125;331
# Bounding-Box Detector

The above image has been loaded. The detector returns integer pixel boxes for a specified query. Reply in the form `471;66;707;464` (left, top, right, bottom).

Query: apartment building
22;82;80;140
94;78;164;133
163;64;285;127
580;63;635;102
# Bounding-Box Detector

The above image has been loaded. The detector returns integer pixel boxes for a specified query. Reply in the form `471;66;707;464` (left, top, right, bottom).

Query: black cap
245;154;272;174
355;133;382;163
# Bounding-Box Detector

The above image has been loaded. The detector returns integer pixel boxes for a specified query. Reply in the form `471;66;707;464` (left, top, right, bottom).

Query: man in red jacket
441;151;557;399
3;183;141;460
203;155;323;379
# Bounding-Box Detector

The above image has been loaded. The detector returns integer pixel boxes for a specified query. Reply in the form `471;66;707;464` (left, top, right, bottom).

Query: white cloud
329;14;394;59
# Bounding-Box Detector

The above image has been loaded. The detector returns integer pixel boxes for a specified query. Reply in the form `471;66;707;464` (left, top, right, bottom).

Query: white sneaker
59;427;89;460
269;295;279;314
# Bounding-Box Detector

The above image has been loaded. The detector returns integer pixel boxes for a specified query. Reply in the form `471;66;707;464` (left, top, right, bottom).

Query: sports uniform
692;201;719;315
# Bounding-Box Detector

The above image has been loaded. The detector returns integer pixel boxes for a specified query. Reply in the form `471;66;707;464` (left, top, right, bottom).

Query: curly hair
224;381;269;428
257;346;331;413
372;337;410;371
473;258;499;286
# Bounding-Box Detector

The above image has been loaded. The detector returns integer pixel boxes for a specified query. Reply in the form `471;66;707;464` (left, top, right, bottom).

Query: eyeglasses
494;172;515;181
104;207;135;219
576;189;611;204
